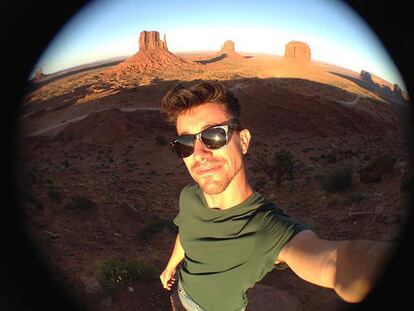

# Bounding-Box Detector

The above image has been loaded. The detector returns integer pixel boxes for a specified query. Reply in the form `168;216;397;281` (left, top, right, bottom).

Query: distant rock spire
139;31;168;51
221;40;236;54
163;33;168;50
107;30;198;75
34;68;44;82
284;41;311;61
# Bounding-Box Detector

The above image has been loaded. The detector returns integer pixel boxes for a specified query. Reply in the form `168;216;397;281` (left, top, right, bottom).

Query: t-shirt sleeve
173;212;181;227
256;204;311;272
173;183;194;228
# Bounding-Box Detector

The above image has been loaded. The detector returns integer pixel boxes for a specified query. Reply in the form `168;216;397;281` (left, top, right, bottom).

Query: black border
2;0;412;310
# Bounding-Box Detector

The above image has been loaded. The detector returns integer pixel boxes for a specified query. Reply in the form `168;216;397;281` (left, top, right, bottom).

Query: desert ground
15;35;412;311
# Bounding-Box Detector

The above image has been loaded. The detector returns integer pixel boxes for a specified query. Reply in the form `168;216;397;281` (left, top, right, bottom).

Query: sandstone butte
284;41;311;61
107;31;199;74
218;40;245;60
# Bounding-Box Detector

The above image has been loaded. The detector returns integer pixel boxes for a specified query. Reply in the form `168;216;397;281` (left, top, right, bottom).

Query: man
159;82;393;311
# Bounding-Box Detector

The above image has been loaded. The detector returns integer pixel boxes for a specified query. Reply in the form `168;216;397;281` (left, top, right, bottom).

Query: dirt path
337;94;361;107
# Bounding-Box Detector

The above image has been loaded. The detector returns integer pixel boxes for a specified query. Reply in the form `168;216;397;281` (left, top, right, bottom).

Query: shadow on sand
195;54;228;64
329;71;409;105
195;53;253;64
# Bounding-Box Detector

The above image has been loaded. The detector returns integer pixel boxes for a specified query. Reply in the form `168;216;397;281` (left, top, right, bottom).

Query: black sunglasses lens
201;127;228;149
174;135;195;158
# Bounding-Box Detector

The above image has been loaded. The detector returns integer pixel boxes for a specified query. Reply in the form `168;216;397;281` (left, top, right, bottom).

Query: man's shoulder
253;199;312;236
180;183;199;197
254;200;284;215
179;183;203;210
251;200;296;225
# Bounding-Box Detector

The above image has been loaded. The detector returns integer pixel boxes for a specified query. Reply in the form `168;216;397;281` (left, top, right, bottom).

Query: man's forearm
166;234;185;269
334;239;395;302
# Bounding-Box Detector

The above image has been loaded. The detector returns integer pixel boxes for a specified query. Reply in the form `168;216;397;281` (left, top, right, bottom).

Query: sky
32;0;406;90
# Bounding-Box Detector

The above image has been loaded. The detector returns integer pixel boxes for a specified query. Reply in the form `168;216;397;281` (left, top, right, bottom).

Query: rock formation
220;40;244;60
360;70;373;83
195;39;245;64
221;40;235;54
107;30;198;75
359;71;407;104
34;68;44;82
139;31;168;51
393;84;401;94
284;41;311;61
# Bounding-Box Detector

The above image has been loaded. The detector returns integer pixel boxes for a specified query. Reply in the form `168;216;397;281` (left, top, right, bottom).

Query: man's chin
198;179;228;195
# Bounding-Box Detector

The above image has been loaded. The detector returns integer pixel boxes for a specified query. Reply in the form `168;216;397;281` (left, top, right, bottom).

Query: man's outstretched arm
160;233;185;291
277;230;395;303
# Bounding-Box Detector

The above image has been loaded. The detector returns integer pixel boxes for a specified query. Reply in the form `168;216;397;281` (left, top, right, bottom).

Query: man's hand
160;266;177;291
161;234;185;290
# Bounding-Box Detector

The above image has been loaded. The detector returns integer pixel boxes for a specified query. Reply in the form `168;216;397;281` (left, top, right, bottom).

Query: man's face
176;102;250;195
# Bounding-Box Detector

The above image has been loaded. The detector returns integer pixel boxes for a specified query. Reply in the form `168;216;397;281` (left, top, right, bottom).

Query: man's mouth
194;165;221;175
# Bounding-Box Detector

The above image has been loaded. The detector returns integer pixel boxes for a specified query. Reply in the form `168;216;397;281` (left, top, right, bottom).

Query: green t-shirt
174;184;310;311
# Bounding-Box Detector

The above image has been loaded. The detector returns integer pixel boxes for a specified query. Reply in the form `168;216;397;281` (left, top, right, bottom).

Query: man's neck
203;170;253;210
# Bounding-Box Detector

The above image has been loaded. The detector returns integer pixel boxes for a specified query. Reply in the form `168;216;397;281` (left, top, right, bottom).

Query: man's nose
192;138;212;160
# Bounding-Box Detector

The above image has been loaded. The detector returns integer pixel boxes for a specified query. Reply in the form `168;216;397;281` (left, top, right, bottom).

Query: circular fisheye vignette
11;0;412;310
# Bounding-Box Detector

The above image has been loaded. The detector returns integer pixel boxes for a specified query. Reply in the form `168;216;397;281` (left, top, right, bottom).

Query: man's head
161;82;251;196
161;82;241;125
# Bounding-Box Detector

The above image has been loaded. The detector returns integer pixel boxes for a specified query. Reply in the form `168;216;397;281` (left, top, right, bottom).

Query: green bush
65;196;96;210
346;192;367;206
254;149;295;186
273;150;294;185
326;153;338;164
48;188;62;202
155;135;167;145
138;219;177;241
97;259;157;291
400;177;414;192
320;166;353;192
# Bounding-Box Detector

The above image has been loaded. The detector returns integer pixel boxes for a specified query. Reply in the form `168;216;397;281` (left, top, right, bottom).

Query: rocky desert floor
14;52;412;310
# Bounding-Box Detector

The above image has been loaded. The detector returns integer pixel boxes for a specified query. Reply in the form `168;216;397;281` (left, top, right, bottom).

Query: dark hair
161;82;242;125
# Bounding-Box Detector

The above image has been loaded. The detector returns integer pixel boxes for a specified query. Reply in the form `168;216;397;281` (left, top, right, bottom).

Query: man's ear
239;129;251;155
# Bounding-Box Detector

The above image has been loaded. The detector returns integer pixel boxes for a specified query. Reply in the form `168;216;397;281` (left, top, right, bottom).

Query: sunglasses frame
170;119;242;158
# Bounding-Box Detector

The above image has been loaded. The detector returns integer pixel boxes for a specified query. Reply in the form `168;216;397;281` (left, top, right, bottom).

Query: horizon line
32;51;403;90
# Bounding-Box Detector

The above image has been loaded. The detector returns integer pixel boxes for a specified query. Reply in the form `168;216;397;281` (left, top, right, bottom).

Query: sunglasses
170;119;242;158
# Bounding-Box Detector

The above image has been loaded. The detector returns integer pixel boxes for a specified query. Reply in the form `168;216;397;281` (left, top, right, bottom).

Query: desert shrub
65;196;96;210
138;219;177;241
254;149;295;185
27;169;40;184
320;166;353;192
326;153;338;164
20;188;44;209
97;259;157;291
400;176;414;192
48;188;62;202
346;192;367;206
273;150;294;185
155;135;167;145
